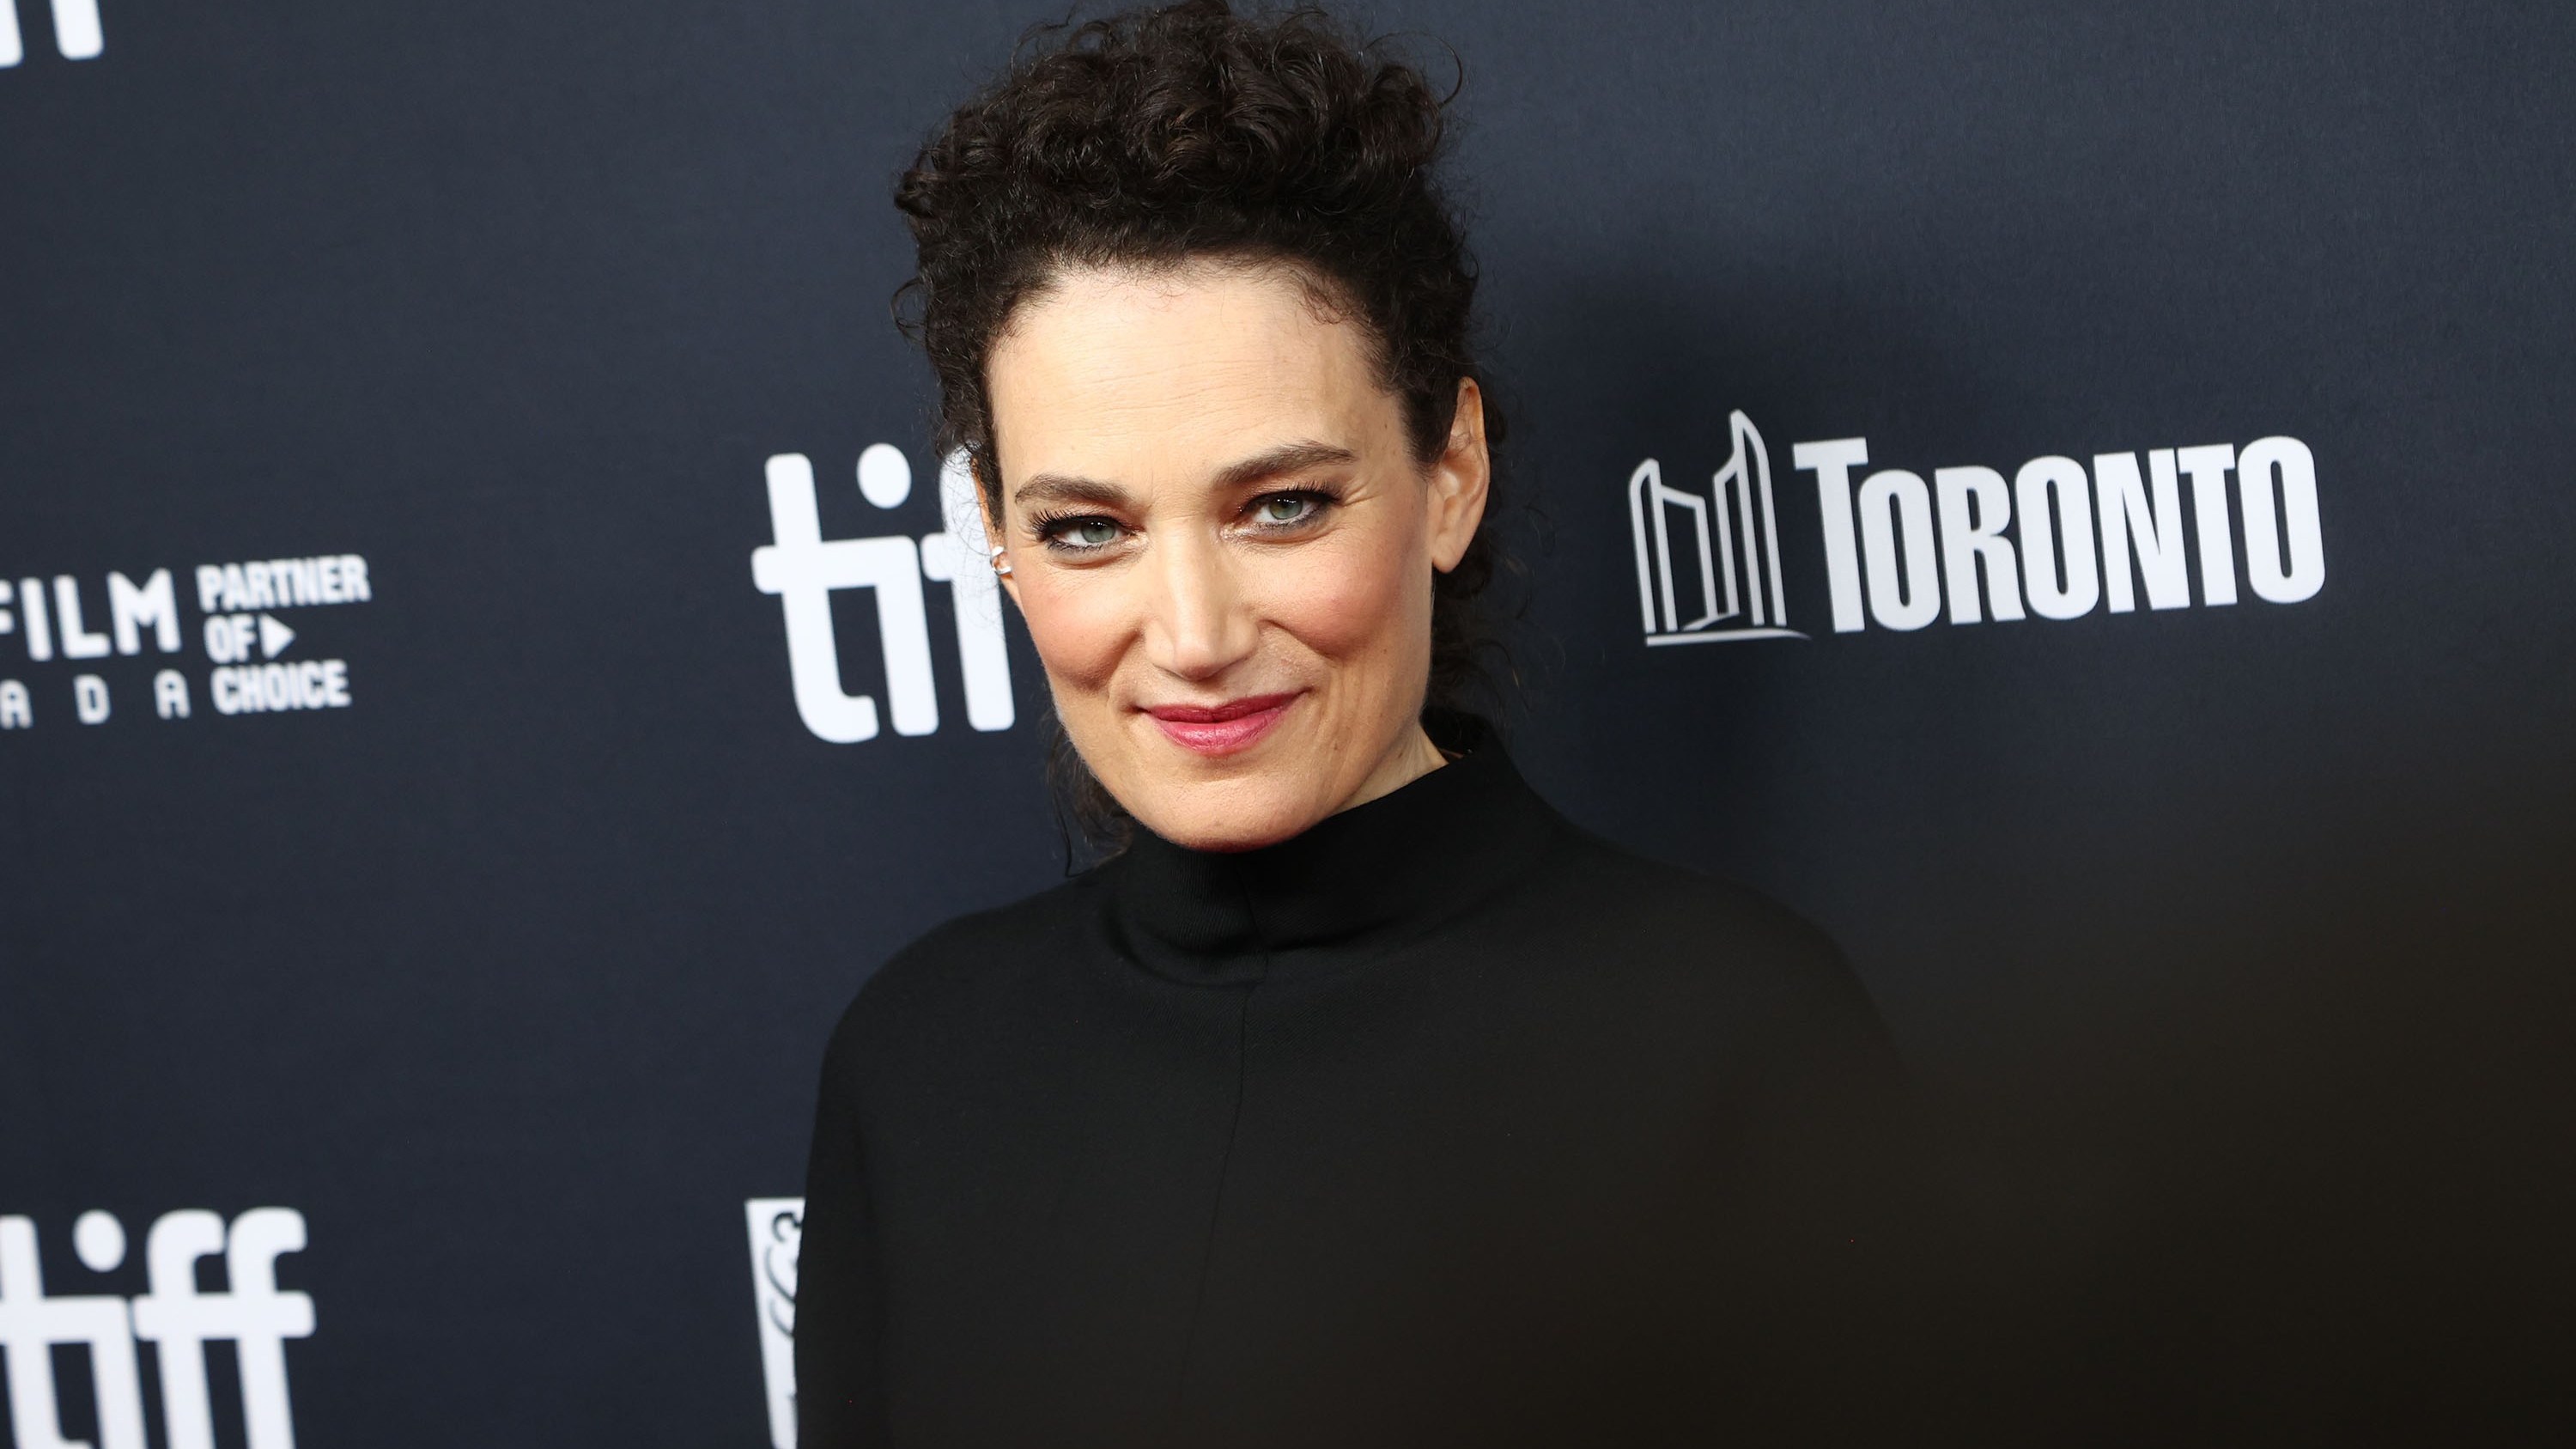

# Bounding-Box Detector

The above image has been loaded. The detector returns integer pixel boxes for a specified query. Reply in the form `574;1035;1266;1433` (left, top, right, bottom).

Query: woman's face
985;261;1489;851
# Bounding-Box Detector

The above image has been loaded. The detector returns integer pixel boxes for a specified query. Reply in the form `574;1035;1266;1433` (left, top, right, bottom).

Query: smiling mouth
1140;692;1303;757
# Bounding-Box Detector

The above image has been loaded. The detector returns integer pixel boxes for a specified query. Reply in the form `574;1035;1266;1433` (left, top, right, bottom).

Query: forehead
985;261;1398;484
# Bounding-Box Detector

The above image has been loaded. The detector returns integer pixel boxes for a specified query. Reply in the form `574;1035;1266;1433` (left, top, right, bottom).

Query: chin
1126;778;1319;854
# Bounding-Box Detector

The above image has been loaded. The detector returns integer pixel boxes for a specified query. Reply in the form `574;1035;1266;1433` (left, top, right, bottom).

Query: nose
1142;529;1258;682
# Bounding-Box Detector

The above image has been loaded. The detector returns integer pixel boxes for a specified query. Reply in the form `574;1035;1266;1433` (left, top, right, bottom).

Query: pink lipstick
1142;692;1301;757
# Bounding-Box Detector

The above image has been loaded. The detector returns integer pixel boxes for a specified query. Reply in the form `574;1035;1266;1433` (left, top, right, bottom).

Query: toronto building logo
0;1208;313;1449
1630;413;2325;644
743;1197;805;1449
0;0;102;67
750;445;1015;745
1629;411;1801;644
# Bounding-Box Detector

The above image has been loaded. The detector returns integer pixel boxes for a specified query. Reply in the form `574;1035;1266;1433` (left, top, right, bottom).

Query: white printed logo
0;1208;314;1449
0;0;102;67
0;556;375;733
1631;413;2325;645
751;445;1014;744
1629;411;1802;644
743;1197;803;1449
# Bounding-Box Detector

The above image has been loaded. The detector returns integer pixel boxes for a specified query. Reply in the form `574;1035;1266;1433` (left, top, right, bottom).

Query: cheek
1262;524;1426;667
1012;572;1129;693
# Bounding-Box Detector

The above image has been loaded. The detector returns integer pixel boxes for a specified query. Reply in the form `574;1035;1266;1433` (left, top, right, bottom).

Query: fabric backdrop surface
3;2;2570;1444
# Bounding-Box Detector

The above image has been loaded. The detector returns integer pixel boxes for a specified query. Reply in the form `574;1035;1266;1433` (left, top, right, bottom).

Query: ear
1425;377;1492;574
973;452;1024;607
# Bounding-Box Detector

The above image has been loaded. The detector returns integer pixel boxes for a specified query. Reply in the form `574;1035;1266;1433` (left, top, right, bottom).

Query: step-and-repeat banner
4;2;2569;1443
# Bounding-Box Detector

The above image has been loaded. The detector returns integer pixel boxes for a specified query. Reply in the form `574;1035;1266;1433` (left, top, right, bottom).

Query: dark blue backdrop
3;2;2569;1443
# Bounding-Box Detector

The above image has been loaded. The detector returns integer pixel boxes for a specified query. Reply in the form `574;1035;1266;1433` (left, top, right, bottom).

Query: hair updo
896;0;1505;845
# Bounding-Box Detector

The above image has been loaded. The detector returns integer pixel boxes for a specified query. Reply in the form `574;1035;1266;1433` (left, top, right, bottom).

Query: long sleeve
793;1018;884;1447
782;740;1927;1445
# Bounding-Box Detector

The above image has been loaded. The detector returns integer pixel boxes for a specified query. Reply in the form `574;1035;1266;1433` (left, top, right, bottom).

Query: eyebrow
1211;441;1358;491
1010;441;1358;508
1011;473;1131;509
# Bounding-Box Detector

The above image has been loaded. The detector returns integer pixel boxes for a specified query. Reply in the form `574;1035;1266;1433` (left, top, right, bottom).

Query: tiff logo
1629;411;1803;644
0;1209;313;1449
752;445;1014;744
0;0;102;66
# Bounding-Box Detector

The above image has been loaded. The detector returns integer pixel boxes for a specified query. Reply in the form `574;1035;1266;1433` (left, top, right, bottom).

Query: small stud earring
987;545;1013;577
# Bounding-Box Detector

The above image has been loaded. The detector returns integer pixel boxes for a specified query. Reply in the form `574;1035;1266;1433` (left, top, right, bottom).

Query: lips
1141;691;1301;757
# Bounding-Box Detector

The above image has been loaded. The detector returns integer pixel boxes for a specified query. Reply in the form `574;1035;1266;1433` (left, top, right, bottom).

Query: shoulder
1536;818;1844;964
1524;819;1886;1046
818;874;1102;1073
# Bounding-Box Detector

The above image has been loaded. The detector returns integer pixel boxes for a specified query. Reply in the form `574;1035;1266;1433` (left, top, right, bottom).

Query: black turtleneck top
796;735;1909;1447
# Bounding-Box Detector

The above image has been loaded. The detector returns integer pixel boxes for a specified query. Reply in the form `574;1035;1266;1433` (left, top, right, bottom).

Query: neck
1103;716;1553;985
1332;720;1449;819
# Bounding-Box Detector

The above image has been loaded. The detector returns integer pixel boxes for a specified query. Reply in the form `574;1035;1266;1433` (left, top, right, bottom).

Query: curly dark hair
895;0;1505;845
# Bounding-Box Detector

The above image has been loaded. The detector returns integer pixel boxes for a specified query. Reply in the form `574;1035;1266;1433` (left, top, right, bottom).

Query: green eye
1036;515;1125;552
1257;496;1315;525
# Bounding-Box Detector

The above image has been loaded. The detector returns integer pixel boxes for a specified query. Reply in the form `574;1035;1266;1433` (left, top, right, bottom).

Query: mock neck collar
1096;718;1562;987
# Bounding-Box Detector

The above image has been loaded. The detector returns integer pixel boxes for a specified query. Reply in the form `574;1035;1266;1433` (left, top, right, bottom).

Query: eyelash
1242;489;1339;532
1027;489;1341;555
1028;511;1128;553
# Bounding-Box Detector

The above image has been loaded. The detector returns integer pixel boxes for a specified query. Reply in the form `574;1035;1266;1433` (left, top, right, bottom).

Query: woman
797;4;1910;1443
